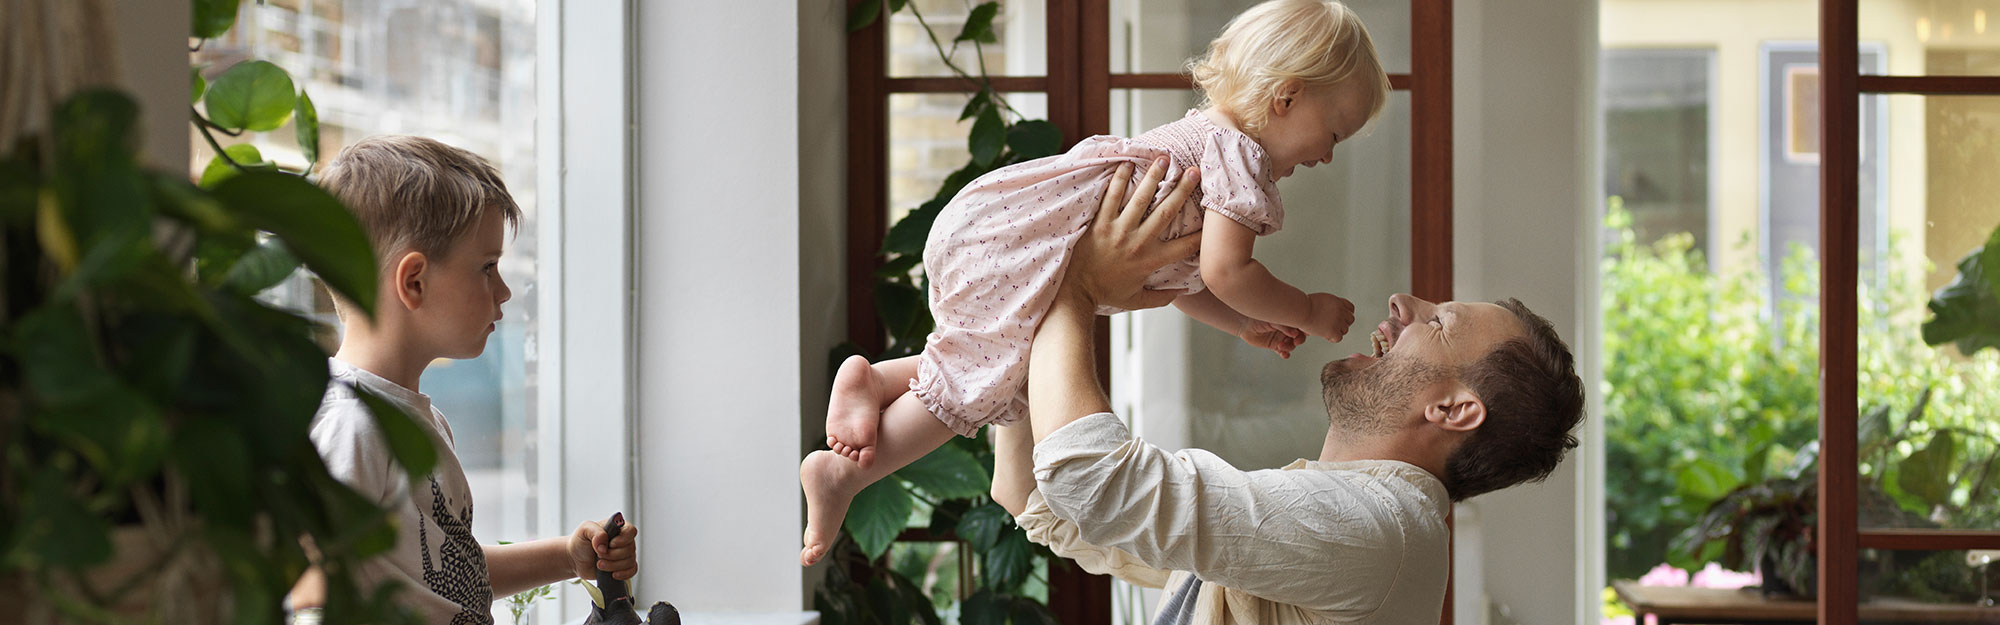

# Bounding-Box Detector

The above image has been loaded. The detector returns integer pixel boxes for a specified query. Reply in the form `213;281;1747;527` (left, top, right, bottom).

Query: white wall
635;0;807;612
1451;0;1603;624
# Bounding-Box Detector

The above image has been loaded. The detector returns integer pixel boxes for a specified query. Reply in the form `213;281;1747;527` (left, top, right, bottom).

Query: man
990;160;1586;624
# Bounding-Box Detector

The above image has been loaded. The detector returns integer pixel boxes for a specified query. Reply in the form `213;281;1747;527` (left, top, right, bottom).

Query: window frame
1817;3;2000;622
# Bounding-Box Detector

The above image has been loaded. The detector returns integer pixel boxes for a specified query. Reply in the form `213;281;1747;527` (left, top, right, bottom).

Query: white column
1451;0;1602;623
633;0;812;618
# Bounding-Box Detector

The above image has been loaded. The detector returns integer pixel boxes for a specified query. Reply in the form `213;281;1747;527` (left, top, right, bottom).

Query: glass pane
1599;0;1831;591
888;0;1046;77
888;92;1049;223
1854;548;2000;622
1861;0;2000;76
1858;94;2000;533
1603;49;1713;255
192;0;544;560
1178;91;1412;470
1110;0;1410;76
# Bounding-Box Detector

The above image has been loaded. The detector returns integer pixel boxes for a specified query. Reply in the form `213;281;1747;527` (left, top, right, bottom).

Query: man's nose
1387;293;1430;323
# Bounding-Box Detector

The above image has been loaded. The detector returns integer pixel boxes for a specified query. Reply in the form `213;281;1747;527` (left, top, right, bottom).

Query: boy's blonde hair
1187;0;1391;138
316;135;520;315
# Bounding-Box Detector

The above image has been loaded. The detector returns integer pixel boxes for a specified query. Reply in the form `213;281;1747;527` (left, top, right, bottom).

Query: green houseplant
0;0;439;621
0;86;436;624
821;2;1069;624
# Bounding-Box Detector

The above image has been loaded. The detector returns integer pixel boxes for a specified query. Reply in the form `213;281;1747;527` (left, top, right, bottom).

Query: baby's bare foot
825;355;882;469
800;450;861;567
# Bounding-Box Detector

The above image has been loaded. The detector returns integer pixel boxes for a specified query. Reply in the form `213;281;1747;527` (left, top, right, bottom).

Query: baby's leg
825;355;922;469
801;392;955;567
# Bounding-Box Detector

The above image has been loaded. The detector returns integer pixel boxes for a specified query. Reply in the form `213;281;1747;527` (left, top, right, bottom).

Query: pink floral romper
913;109;1283;437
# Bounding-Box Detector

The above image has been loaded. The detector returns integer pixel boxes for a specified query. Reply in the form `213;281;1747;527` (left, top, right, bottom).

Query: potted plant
0;88;437;624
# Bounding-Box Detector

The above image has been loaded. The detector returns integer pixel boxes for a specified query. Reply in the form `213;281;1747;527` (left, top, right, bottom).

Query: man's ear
391;251;429;312
1423;383;1486;433
1271;79;1305;118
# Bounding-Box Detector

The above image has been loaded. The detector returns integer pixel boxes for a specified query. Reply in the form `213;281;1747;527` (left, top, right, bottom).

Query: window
191;0;544;614
1602;49;1713;257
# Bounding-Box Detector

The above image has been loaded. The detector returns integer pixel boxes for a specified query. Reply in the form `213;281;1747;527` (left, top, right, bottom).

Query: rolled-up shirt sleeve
1016;489;1174;588
1029;413;1411;612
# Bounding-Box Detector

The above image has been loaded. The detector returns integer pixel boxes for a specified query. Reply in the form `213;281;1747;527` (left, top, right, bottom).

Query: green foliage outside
1602;198;2000;583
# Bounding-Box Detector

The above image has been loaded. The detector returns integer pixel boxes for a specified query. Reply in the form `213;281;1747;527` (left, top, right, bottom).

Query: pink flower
1690;563;1758;589
1638;563;1690;587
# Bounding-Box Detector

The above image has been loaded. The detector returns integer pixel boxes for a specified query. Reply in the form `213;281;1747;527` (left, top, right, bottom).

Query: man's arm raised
1027;159;1201;444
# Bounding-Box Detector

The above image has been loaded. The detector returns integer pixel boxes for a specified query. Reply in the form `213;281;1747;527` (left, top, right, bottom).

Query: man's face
1320;294;1525;430
416;209;511;359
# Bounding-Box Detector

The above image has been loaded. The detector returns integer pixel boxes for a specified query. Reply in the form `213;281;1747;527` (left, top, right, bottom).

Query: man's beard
1321;356;1451;438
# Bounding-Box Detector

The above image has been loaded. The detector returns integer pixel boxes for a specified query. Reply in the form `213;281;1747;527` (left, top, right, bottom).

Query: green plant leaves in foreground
192;0;242;40
893;444;990;500
204;60;297;133
355;388;440;481
844;479;915;561
208;171;378;315
1922;225;2000;356
199;143;275;189
295;91;321;166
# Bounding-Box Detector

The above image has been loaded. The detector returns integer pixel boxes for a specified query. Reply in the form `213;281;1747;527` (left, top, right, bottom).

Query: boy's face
415;209;512;359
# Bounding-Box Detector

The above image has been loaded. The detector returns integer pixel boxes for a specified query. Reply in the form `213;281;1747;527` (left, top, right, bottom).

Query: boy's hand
1301;293;1356;342
568;518;639;581
1238;320;1305;358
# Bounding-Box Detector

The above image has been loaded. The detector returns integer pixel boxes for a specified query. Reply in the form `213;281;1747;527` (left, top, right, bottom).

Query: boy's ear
391;251;429;312
1421;382;1486;434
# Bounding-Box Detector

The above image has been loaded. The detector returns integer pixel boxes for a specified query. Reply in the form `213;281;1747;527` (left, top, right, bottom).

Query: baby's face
416;209;512;359
1260;79;1373;180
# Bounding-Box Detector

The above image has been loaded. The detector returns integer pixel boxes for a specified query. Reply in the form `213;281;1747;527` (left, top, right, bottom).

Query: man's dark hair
1441;298;1586;501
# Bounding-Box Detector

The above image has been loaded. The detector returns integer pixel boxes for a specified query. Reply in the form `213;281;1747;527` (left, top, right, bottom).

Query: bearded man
989;160;1586;624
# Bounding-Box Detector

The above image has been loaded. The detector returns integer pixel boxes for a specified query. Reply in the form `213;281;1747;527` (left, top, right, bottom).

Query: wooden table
1612;579;2000;624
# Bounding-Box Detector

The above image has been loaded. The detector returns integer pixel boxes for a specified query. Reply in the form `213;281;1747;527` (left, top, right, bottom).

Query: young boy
290;135;637;623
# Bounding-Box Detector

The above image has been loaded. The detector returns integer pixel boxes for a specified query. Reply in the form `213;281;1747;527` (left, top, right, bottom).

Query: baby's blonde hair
1187;0;1391;138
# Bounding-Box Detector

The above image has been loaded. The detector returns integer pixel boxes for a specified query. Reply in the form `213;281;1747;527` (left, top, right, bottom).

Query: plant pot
0;526;226;625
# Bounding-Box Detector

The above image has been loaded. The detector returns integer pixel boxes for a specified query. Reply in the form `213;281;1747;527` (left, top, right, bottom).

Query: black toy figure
581;512;680;625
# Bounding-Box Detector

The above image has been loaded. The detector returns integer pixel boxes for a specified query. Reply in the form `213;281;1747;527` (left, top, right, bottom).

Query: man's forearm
1028;291;1112;444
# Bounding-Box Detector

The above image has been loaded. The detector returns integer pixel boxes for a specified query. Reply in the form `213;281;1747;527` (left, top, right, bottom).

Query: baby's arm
1198;210;1355;341
1174;290;1304;358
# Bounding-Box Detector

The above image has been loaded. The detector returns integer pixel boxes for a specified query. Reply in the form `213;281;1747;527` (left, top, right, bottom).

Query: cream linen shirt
1018;413;1451;625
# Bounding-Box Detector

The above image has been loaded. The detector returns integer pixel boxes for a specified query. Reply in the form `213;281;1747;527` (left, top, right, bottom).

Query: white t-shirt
311;358;494;625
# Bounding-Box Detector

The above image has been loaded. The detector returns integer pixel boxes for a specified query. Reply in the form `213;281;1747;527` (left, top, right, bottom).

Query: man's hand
568;518;639;581
1059;158;1204;312
1239;319;1305;358
1300;292;1357;342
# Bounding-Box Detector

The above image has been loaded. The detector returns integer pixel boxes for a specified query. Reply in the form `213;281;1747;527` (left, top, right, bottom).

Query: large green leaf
844;479;914;561
209;171;378;316
295;91;321;166
881;198;945;257
171;419;255;525
969;107;1005;166
981;529;1034;592
874;280;928;340
960;590;1008;625
846;0;882;32
893;443;989;499
31;385;169;488
1005;120;1064;160
200;143;276;189
12;306;118;405
193;0;241;39
192;65;209;104
1922;226;2000;355
1674;457;1740;504
11;469;115;569
205;60;297;132
1897;431;1958;506
355;388;440;480
955;501;1010;552
225;237;304;295
955;2;1000;44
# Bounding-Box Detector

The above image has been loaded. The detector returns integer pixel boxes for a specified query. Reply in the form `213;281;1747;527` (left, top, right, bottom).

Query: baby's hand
1301;293;1356;342
1239;320;1305;359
